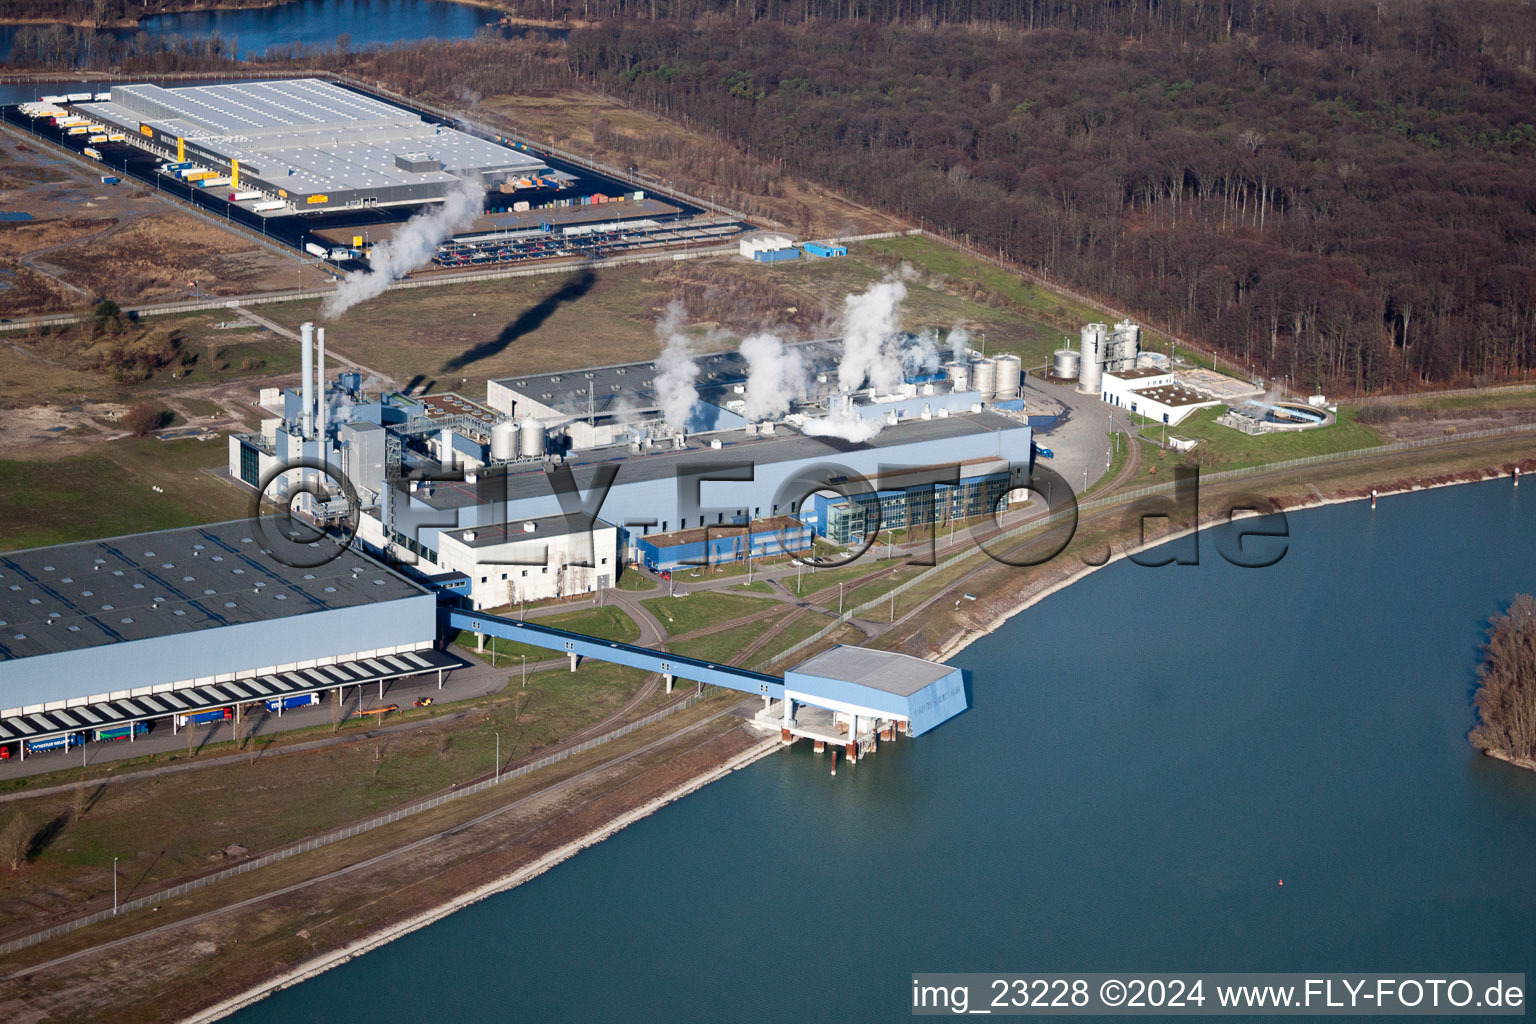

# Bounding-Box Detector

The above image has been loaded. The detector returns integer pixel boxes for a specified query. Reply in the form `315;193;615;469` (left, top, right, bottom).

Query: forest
6;0;1536;391
563;6;1536;391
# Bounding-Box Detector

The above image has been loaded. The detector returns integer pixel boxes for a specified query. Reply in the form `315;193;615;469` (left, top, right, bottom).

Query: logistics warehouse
69;78;558;213
0;521;461;759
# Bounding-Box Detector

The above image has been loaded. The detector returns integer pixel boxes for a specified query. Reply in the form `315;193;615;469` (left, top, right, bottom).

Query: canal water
232;478;1536;1021
0;0;565;66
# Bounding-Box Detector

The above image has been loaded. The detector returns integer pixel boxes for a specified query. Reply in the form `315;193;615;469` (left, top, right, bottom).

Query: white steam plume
837;277;907;394
654;302;699;432
902;328;943;377
739;331;806;422
800;408;883;443
321;179;484;319
946;326;971;363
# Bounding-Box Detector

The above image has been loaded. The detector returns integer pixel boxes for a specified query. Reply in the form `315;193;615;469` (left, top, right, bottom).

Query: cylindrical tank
946;361;969;393
491;420;516;460
1053;348;1080;380
994;354;1022;399
971;357;997;401
1078;324;1105;394
518;418;546;458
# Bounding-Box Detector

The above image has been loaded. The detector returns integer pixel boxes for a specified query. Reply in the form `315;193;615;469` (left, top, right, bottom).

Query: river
222;479;1536;1021
0;0;564;67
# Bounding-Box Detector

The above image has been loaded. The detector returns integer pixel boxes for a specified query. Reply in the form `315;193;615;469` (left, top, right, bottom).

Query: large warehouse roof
0;520;425;663
75;79;547;195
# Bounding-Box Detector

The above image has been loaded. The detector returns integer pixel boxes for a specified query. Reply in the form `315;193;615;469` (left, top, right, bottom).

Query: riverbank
184;731;779;1023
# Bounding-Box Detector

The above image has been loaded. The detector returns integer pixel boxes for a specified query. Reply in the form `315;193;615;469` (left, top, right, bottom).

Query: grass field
0;659;655;928
1153;406;1383;470
642;590;773;636
0;435;248;552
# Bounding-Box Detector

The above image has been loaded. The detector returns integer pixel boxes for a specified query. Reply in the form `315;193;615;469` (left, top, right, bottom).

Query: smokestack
316;327;326;448
300;321;314;439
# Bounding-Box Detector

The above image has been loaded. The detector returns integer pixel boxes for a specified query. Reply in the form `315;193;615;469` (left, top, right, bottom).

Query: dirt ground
0;136;330;316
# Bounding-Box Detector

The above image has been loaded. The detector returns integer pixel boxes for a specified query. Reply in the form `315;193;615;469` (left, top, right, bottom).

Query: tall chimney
300;321;314;440
315;326;327;449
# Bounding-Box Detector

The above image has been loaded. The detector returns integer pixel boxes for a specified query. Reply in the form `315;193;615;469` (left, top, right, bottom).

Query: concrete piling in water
830;749;838;775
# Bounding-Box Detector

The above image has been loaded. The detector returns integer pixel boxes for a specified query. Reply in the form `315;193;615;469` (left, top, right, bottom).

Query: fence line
766;421;1536;666
0;693;702;959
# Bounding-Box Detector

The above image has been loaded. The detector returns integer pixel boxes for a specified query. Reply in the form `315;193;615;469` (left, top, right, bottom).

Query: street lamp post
112;855;119;915
521;655;527;688
495;731;500;783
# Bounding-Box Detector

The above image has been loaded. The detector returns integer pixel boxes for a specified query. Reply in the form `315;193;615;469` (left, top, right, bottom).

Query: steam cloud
321;179;484;320
654;302;699;432
836;277;907;394
946;326;971;363
799;408;883;443
738;331;806;422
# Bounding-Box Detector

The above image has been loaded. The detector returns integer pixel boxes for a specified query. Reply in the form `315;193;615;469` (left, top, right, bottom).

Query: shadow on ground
440;269;597;374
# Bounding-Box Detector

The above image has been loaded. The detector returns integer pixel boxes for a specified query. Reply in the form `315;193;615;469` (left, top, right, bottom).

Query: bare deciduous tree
0;814;31;871
1471;595;1536;759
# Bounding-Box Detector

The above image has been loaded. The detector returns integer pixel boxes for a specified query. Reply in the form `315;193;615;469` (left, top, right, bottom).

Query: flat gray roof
494;338;845;419
0;520;426;662
76;79;546;195
416;410;1029;510
789;645;953;696
444;513;610;549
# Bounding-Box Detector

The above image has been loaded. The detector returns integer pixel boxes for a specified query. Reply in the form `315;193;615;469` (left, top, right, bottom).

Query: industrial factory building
230;323;1033;591
72;79;555;213
0;520;457;757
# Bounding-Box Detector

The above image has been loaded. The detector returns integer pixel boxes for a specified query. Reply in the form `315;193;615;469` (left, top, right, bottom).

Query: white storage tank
994;354;1022;400
1078;323;1107;395
518;418;546;458
945;361;969;393
491;420;517;461
971;357;997;401
1053;349;1080;380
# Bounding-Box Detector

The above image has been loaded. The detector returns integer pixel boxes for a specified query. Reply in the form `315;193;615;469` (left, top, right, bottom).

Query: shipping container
163;161;192;172
94;722;148;742
251;200;287;212
25;733;84;754
82;147;102;159
229;190;262;201
265;693;320;712
107;133;125;141
94;92;111;101
198;176;231;188
67;126;88;135
175;707;232;727
65;92;92;102
100;175;119;185
304;242;328;258
803;242;847;258
88;133;107;143
184;170;216;181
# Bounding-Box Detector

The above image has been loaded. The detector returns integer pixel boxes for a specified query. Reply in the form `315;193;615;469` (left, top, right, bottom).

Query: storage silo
945;361;969;393
971;357;997;401
1053;348;1080;380
994;354;1022;400
1078;324;1107;395
491;420;517;461
517;418;546;458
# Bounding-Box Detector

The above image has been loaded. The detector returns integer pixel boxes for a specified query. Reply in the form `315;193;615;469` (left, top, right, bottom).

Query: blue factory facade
631;516;814;571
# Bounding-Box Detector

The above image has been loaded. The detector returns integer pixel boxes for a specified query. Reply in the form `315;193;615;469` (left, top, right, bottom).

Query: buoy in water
1278;879;1285;887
